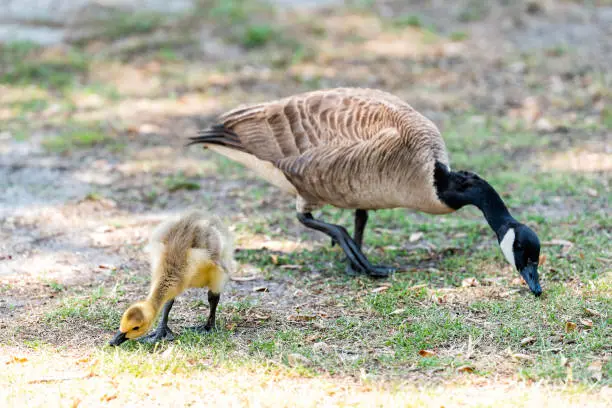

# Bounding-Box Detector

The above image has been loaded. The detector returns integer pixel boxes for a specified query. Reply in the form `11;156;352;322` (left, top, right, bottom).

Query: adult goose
189;88;542;296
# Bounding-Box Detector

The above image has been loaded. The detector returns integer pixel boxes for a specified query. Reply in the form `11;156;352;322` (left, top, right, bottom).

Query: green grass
393;15;423;28
42;128;112;153
164;172;201;192
449;31;469;41
241;24;276;49
602;106;612;129
46;286;121;331
0;42;89;88
94;11;167;42
457;0;491;22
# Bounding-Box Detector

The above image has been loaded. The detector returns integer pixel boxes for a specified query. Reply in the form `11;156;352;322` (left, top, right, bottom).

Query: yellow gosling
109;211;235;346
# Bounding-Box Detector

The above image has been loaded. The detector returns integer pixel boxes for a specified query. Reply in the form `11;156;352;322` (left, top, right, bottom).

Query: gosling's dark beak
109;330;128;346
520;263;542;297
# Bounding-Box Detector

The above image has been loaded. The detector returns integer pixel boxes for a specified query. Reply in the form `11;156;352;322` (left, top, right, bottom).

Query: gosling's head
499;223;542;297
109;301;156;346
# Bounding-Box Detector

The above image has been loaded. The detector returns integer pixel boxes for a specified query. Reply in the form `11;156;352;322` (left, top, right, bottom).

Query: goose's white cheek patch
500;228;516;268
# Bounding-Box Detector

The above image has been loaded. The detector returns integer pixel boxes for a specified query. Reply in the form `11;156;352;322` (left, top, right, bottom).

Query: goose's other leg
186;291;220;333
353;209;368;249
344;209;372;276
297;212;394;278
139;299;176;344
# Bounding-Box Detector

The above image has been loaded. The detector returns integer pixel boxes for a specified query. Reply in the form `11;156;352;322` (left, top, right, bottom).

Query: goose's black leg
297;212;394;278
186;291;220;333
330;209;368;249
139;299;176;344
354;209;368;249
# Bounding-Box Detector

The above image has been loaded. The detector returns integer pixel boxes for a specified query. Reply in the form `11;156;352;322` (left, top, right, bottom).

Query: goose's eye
132;326;140;331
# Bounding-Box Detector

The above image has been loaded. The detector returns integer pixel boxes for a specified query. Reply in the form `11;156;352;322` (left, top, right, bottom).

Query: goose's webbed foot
345;263;395;277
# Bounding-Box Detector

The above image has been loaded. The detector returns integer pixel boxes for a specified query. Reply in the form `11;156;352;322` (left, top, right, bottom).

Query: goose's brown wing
272;128;430;209
189;88;413;163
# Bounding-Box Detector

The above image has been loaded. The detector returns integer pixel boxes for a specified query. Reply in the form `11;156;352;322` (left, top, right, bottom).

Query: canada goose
109;211;235;346
188;88;542;296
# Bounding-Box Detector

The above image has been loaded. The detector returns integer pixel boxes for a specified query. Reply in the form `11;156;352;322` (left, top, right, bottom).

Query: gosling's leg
139;299;176;344
186;290;220;333
297;212;394;278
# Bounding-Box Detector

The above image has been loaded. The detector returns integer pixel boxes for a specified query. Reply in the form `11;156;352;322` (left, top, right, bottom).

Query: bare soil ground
1;1;610;406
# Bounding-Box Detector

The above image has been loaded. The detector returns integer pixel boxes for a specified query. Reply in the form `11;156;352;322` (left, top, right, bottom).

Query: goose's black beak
109;330;128;346
520;264;542;297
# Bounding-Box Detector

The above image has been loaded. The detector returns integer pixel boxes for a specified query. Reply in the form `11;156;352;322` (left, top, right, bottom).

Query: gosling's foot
345;263;395;278
138;326;176;344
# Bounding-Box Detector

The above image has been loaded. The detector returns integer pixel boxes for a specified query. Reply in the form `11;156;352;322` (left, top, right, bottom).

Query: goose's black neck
434;161;514;239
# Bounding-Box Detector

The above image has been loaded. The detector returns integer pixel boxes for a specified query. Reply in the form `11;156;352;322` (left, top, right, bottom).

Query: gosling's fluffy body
147;212;234;302
111;211;235;345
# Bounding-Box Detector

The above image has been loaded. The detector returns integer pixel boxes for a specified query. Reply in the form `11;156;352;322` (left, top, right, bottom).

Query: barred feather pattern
192;88;453;213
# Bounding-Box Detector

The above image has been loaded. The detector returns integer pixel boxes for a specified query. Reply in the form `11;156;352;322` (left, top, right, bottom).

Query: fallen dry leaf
230;275;258;282
100;394;117;402
580;319;593;328
287;353;311;367
565;321;577;333
543;239;574;256
511;353;534;361
6;356;28;364
586;188;598;197
389;308;405;315
543;239;574;246
521;336;536;346
253;286;269;292
253;313;270;320
280;264;301;270
419;349;436;357
430;293;447;304
288;314;317;322
584;307;603;318
457;365;475;373
371;286;390;293
98;264;116;270
539;254;546;266
409;232;424;242
511;277;527;286
461;277;480;287
587;361;603;381
270;254;279;265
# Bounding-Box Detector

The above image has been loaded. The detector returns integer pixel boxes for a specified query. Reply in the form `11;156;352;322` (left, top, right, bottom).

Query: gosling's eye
132;326;140;331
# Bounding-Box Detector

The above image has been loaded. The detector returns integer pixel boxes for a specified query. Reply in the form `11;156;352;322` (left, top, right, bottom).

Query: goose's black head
499;223;542;296
434;161;542;296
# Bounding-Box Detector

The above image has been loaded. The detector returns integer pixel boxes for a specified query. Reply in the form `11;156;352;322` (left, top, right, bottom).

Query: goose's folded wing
189;89;413;163
273;128;410;200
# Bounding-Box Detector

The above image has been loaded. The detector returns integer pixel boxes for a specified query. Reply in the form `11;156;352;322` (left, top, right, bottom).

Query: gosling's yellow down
109;211;235;346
